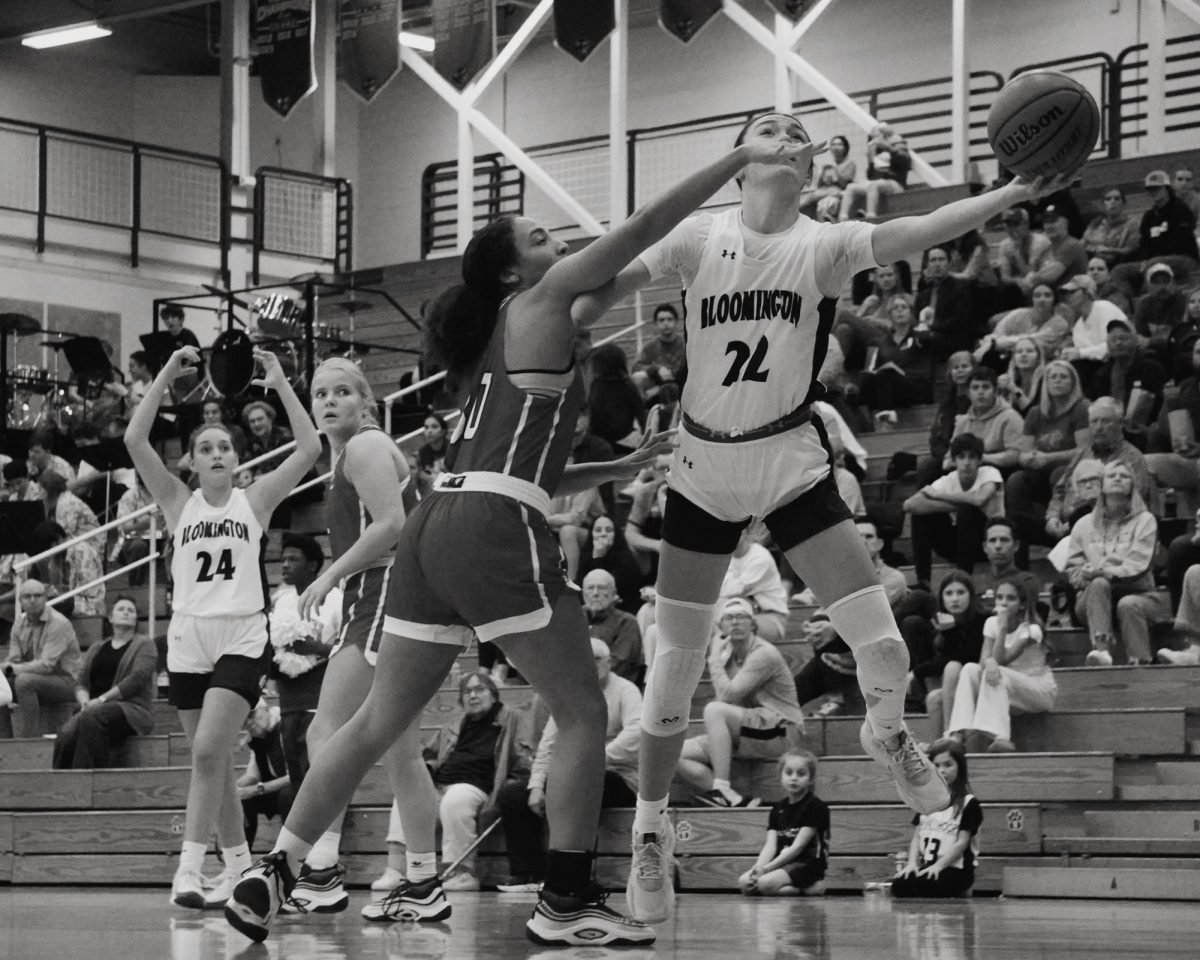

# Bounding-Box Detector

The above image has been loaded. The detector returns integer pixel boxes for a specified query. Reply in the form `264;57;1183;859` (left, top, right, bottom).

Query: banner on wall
253;0;317;117
764;0;817;22
658;0;721;43
338;0;402;102
553;0;614;63
431;0;494;90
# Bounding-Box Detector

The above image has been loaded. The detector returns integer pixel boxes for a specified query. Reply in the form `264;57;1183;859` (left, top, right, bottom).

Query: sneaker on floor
625;814;676;925
202;869;237;910
371;866;406;892
170;867;208;910
441;869;480;891
1158;646;1200;665
859;722;950;816
361;876;452;923
497;880;544;893
280;863;349;914
526;886;655;946
1085;648;1113;667
224;851;296;943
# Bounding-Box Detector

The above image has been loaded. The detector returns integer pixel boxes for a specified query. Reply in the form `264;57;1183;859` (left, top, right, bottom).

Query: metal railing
0;115;231;278
421;156;523;257
1115;32;1200;148
252;166;353;283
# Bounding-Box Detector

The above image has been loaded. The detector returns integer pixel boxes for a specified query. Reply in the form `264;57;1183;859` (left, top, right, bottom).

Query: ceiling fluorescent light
398;30;435;53
22;22;112;50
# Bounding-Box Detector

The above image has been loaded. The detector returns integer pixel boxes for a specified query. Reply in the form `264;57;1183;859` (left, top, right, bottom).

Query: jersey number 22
722;336;770;386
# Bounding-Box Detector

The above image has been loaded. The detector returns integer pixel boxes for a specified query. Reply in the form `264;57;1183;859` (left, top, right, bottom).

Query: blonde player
125;346;320;909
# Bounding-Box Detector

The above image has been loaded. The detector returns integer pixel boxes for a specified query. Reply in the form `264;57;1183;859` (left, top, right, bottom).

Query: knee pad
825;584;908;690
641;595;717;738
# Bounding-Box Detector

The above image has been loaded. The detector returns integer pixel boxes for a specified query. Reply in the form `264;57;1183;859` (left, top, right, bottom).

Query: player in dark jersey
125;346;319;910
226;136;820;947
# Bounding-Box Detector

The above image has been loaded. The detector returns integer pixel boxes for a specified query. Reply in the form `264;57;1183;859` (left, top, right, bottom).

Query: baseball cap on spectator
1061;275;1097;296
721;597;755;619
1042;204;1067;222
1145;262;1174;282
1002;207;1029;226
1105;318;1134;333
1144;170;1171;189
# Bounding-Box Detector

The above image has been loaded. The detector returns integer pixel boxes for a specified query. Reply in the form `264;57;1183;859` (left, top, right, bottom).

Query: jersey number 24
196;548;235;582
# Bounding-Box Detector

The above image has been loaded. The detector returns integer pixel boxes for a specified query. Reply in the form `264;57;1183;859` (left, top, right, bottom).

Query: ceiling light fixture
22;22;112;50
398;30;435;53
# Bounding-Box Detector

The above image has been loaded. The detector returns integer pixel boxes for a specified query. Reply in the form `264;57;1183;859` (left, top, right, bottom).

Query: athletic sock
544;849;594;898
305;830;340;870
407;851;437;883
633;795;670;836
222;842;252;877
179;840;206;875
273;827;315;877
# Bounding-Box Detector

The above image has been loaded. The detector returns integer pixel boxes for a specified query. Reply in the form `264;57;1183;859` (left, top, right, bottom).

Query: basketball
987;70;1100;180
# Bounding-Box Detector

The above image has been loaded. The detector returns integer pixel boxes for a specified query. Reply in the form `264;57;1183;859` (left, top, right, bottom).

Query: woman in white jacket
1067;460;1167;665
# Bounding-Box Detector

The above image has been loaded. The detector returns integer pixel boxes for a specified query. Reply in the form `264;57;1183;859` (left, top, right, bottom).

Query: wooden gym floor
2;890;1198;960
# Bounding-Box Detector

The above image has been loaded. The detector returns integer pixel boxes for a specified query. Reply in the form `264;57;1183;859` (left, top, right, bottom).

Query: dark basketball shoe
224;851;296;943
526;886;656;946
361;876;452;923
280;863;349;914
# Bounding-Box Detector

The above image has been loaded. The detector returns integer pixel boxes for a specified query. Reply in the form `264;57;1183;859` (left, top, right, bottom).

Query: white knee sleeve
641;595;718;737
825;585;908;738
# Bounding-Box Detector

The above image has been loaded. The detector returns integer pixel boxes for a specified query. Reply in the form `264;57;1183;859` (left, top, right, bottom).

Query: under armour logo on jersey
682;456;694;469
721;249;736;260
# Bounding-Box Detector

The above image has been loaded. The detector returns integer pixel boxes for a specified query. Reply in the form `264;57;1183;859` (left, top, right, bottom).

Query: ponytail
424;216;518;401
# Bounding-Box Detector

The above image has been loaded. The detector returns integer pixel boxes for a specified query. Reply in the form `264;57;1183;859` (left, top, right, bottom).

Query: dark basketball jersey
445;302;584;496
327;423;410;567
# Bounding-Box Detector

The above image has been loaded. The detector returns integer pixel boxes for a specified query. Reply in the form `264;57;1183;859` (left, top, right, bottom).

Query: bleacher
4;146;1200;902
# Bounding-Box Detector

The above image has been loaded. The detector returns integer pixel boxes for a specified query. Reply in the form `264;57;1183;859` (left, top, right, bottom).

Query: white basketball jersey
170;488;267;618
917;794;980;871
640;210;878;433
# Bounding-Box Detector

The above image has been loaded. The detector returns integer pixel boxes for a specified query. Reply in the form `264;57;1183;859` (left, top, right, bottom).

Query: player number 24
722;336;770;386
196;548;236;582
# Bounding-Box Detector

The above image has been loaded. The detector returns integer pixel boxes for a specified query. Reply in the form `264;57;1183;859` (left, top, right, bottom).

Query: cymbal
0;313;41;336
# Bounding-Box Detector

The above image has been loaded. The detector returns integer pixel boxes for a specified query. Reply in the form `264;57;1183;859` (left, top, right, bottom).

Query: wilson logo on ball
994;105;1066;158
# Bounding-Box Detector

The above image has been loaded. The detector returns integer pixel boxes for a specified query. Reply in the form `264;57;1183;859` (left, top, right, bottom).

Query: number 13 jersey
170;487;268;617
639;210;878;434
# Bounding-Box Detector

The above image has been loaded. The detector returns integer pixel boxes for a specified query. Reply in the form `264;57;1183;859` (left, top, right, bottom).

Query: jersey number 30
454;372;493;443
722;336;770;386
196;548;235;582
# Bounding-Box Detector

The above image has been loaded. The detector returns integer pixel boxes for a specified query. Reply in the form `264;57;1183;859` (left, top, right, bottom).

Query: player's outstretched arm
871;172;1076;265
245;350;322;522
124;347;193;527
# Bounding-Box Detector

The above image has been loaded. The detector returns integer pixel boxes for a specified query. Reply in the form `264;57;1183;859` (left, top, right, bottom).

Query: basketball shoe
224;851;296;943
361;876;452;923
279;863;349;914
860;722;950;815
526;886;655;946
625;813;676;924
202;869;238;909
169;867;207;909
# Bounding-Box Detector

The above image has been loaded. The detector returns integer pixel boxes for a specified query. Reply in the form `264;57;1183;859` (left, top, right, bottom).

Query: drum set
1;313;87;433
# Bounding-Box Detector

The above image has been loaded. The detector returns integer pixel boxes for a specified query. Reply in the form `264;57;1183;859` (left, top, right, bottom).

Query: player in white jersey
575;110;1074;924
125;345;320;910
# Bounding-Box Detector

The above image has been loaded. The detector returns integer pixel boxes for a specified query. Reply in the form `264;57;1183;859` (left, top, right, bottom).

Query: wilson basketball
987;70;1100;179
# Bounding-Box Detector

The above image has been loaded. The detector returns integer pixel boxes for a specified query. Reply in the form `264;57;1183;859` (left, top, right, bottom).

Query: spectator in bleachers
52;595;155;769
582;569;644;686
1;578;82;738
947;577;1056;751
995;207;1049;301
678;598;804;808
1175;168;1200;225
1159;559;1200;664
1058;274;1130;368
801;134;855;222
944;367;1023;473
1044;398;1153;541
1165;509;1200;626
38;471;104;617
891;738;981;898
242;400;293;473
997;337;1045;416
838;124;911;221
1083;187;1140;267
547;477;604;583
906;433;1004;588
125;351;152;419
1006;360;1090;552
976;282;1070;367
976;517;1043;604
738;750;829;897
1067;460;1166;666
1087;257;1134;315
1167;286;1200;380
496;637;640;893
915;245;977;359
418;412;450;464
587;344;646;453
632;303;686;400
237;699;294;849
571;409;618;515
920;351;975;487
857;261;913;325
268;533;341;790
855;294;933;429
579;514;647;615
26;430;75;483
947;229;999;286
1133;263;1189;371
409;669;534;890
903;572;985;739
25;522;75;619
1087;320;1167;449
718;524;790;645
1146;339;1200;516
114;477;166;587
1134;170;1199;277
1036;204;1089;288
624;471;667;581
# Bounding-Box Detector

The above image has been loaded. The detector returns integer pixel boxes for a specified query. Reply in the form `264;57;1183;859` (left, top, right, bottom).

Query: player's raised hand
1008;170;1079;202
164;346;201;380
740;137;829;171
251;349;288;392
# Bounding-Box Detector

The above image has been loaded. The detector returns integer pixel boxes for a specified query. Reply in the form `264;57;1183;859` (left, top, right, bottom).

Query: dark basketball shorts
329;564;391;666
167;612;271;710
383;490;574;647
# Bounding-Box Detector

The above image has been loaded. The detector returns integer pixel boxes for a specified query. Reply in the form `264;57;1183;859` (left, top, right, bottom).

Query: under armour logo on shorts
721;249;736;260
